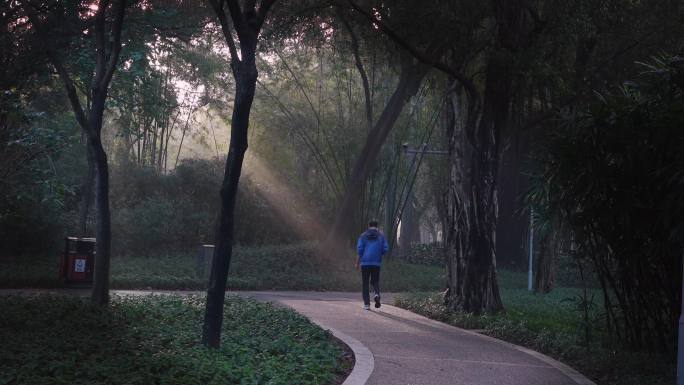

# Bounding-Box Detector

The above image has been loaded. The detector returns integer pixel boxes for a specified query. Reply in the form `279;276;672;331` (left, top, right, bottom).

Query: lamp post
393;143;447;253
670;56;684;385
528;208;534;292
678;260;684;385
403;142;536;291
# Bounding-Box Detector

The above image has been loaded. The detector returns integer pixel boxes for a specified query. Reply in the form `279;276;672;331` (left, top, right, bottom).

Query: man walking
356;220;389;310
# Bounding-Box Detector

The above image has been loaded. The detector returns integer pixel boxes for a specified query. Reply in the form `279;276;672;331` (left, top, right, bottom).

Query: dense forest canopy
1;0;682;354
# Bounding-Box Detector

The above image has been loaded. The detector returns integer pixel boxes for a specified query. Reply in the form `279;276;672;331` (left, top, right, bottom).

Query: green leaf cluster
0;295;343;385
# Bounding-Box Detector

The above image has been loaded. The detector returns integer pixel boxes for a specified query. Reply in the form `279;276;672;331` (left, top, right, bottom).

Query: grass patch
0;294;347;385
395;270;675;385
0;243;446;291
0;254;60;288
2;246;673;384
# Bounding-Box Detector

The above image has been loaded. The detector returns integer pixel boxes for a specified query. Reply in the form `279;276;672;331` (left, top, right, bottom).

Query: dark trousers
361;266;381;305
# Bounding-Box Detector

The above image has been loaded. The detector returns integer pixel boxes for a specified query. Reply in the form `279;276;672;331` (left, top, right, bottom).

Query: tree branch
224;0;247;39
256;0;277;30
338;9;373;129
100;0;127;90
208;0;240;66
242;0;256;13
346;0;480;105
22;2;89;133
92;0;111;90
52;58;90;133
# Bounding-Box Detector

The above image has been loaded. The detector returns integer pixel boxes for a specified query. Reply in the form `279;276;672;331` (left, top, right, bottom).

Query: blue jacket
357;228;389;266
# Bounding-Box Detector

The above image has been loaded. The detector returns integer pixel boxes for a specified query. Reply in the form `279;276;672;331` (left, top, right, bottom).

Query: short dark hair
368;220;379;228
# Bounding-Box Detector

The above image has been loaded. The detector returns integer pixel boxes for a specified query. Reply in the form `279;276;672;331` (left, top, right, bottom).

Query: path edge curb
386;304;597;385
318;326;374;385
232;292;374;385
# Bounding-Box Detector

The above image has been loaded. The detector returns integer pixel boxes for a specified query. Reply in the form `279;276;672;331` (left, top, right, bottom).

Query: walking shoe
374;294;381;308
363;304;370;310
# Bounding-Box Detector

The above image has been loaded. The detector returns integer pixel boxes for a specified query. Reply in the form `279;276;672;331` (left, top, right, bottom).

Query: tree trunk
327;58;427;249
201;0;276;347
534;230;556;293
88;90;112;306
78;143;96;237
445;0;523;315
445;83;505;314
202;41;259;347
90;137;111;305
33;0;126;306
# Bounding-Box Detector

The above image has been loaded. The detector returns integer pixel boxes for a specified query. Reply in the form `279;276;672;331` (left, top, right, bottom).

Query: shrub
405;243;446;266
0;294;345;385
528;56;684;352
395;288;675;385
109;159;301;255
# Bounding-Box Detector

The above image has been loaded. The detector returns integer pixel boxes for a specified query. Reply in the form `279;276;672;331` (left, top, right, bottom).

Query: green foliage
0;294;344;385
251;16;450;235
0;84;85;256
404;243;446;266
528;56;684;352
395;273;675;385
0;242;446;292
110;159;300;254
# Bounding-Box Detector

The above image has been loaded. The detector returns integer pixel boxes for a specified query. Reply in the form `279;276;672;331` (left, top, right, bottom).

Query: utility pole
392;143;448;256
528;208;534;292
385;146;397;249
678;260;684;385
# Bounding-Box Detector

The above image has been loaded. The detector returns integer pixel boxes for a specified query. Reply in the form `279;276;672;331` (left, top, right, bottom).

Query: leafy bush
0;88;84;256
0;294;345;385
395;287;675;385
528;56;684;352
110;159;301;254
405;243;446;266
0;243;447;292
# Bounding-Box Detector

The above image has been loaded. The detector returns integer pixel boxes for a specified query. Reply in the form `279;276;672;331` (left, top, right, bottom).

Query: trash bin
59;237;95;286
196;244;214;278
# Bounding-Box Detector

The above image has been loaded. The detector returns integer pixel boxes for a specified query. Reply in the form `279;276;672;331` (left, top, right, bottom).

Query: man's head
368;220;379;229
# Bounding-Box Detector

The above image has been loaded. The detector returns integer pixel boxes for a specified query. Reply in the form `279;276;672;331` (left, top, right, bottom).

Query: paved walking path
2;289;594;385
238;291;595;385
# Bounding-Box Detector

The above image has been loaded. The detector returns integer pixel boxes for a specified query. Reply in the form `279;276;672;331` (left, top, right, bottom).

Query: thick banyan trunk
89;93;112;306
534;231;556;293
445;0;523;315
446;55;511;314
78;143;96;237
327;58;426;250
445;85;505;314
202;57;257;348
445;87;471;309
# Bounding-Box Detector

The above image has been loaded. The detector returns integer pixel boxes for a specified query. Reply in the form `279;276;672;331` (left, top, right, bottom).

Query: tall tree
341;0;509;312
327;54;428;248
444;0;534;313
202;0;276;348
326;1;449;247
24;0;128;305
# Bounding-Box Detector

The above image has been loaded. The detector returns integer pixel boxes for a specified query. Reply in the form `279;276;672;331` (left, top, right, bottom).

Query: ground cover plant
394;269;674;385
0;294;347;385
0;243;445;291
